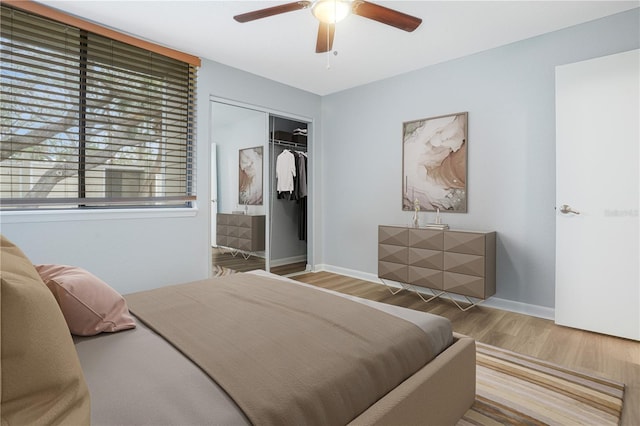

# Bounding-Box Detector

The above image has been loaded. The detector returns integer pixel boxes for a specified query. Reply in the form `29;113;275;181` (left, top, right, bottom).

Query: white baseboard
313;263;555;321
481;297;555;320
270;255;307;267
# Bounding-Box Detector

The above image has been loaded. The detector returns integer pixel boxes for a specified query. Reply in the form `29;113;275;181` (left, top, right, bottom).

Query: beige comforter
126;273;442;426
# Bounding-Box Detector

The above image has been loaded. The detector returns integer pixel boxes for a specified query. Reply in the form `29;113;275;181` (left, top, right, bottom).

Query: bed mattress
74;271;453;425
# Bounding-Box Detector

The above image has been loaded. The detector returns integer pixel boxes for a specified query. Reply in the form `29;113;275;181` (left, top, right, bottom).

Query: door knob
559;204;580;215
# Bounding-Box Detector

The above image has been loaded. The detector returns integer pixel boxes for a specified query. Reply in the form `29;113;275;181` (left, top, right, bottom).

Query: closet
210;100;310;275
269;116;308;271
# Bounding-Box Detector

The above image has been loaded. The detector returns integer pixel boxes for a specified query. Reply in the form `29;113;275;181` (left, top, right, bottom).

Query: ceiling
37;1;639;95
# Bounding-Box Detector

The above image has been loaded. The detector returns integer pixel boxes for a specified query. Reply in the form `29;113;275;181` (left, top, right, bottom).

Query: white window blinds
0;5;197;209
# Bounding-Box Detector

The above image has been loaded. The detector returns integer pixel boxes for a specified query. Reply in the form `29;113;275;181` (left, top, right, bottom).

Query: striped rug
458;342;625;426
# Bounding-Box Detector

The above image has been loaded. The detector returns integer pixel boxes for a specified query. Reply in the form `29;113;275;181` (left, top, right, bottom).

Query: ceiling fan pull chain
326;22;331;69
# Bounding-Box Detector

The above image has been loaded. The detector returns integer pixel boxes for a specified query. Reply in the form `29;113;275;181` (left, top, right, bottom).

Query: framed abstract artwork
238;146;263;205
402;112;468;212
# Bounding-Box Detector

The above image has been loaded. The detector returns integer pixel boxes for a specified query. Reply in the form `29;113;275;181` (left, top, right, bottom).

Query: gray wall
1;59;321;295
3;8;636;311
318;9;640;309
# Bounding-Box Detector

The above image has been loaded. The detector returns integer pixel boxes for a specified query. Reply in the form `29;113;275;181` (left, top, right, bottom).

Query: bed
1;234;475;426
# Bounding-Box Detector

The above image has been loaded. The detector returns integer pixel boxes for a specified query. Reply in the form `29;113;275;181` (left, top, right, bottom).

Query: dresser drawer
378;261;408;283
217;214;230;225
237;215;252;228
216;235;228;247
409;228;443;250
236;238;252;251
378;244;408;264
237;227;252;240
444;272;485;298
408;267;443;290
379;226;409;247
444;252;485;277
444;232;486;255
408;247;443;269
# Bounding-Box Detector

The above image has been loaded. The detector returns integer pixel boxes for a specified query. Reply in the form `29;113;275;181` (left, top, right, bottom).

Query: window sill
0;205;199;224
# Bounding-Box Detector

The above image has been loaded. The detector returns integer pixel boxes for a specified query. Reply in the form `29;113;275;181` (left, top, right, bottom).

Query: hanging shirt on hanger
276;149;296;193
295;151;307;199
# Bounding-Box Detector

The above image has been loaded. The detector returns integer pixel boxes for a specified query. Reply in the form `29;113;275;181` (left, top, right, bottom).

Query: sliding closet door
211;101;269;271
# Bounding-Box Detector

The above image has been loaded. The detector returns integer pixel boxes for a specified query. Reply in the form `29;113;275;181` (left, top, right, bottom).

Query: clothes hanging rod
270;138;307;149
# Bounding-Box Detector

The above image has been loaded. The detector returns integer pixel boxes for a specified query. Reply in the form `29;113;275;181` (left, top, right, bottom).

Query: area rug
457;342;625;426
212;265;237;277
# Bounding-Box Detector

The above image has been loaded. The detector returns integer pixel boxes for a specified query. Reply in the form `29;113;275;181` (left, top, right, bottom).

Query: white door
555;50;639;341
211;142;218;246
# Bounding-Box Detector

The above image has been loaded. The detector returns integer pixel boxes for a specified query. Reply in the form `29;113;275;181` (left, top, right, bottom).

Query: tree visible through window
0;5;197;209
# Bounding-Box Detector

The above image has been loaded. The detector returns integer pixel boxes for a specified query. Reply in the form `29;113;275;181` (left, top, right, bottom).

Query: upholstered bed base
350;333;476;426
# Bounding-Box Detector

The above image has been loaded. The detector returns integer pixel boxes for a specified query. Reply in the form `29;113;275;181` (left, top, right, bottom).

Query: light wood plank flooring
212;247;306;275
212;247;264;272
290;271;640;426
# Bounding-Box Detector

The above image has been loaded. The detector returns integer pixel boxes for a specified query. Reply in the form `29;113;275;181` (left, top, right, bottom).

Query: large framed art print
238;146;263;205
402;112;468;212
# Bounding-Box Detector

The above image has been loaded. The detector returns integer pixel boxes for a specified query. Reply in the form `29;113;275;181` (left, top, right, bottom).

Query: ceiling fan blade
316;22;335;53
234;1;311;23
352;1;422;32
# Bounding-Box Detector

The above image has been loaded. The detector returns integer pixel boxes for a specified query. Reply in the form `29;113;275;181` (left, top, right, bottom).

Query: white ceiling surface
38;1;639;95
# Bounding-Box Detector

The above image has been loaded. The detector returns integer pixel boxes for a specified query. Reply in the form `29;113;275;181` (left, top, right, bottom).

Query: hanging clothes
295;151;308;241
275;149;296;194
274;144;308;240
294;151;307;199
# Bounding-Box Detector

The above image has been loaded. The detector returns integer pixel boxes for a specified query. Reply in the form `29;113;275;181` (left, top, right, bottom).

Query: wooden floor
212;247;306;275
212;247;264;272
290;271;640;426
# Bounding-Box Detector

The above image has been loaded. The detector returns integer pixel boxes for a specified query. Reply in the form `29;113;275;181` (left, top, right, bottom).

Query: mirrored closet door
210;100;311;277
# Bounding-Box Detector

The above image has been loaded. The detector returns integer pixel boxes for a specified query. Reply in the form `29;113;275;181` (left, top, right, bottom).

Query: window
0;5;197;209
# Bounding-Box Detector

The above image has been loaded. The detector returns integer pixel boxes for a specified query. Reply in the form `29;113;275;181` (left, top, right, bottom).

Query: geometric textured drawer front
444;232;485;255
216;214;265;251
408;266;443;290
237;215;252;227
444;252;485;277
237;239;252;251
227;237;239;249
379;226;409;246
379;261;408;283
444;272;485;298
409;228;443;250
379;244;408;264
378;226;496;301
408;248;443;269
238;227;252;240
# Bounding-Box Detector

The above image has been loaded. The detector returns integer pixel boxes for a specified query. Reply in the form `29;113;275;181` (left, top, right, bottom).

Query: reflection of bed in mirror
2;233;475;425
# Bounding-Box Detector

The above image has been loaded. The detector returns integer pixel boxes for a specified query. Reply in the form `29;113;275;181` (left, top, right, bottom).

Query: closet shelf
270;138;307;148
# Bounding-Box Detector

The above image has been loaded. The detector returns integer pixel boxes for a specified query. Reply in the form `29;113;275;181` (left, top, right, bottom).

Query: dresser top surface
380;225;494;234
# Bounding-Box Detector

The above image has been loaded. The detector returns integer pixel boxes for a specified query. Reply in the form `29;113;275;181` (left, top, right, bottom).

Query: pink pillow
35;264;136;336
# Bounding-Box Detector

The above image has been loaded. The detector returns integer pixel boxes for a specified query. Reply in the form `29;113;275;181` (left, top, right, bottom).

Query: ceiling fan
233;0;422;53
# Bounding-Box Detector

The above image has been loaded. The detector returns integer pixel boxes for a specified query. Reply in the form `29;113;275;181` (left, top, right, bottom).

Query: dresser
378;226;496;300
217;214;265;252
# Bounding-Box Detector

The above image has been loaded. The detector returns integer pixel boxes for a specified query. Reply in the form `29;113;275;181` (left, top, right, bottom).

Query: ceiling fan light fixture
312;0;351;24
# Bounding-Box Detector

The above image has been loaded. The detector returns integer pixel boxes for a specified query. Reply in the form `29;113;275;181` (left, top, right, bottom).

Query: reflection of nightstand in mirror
217;214;265;256
378;225;496;310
